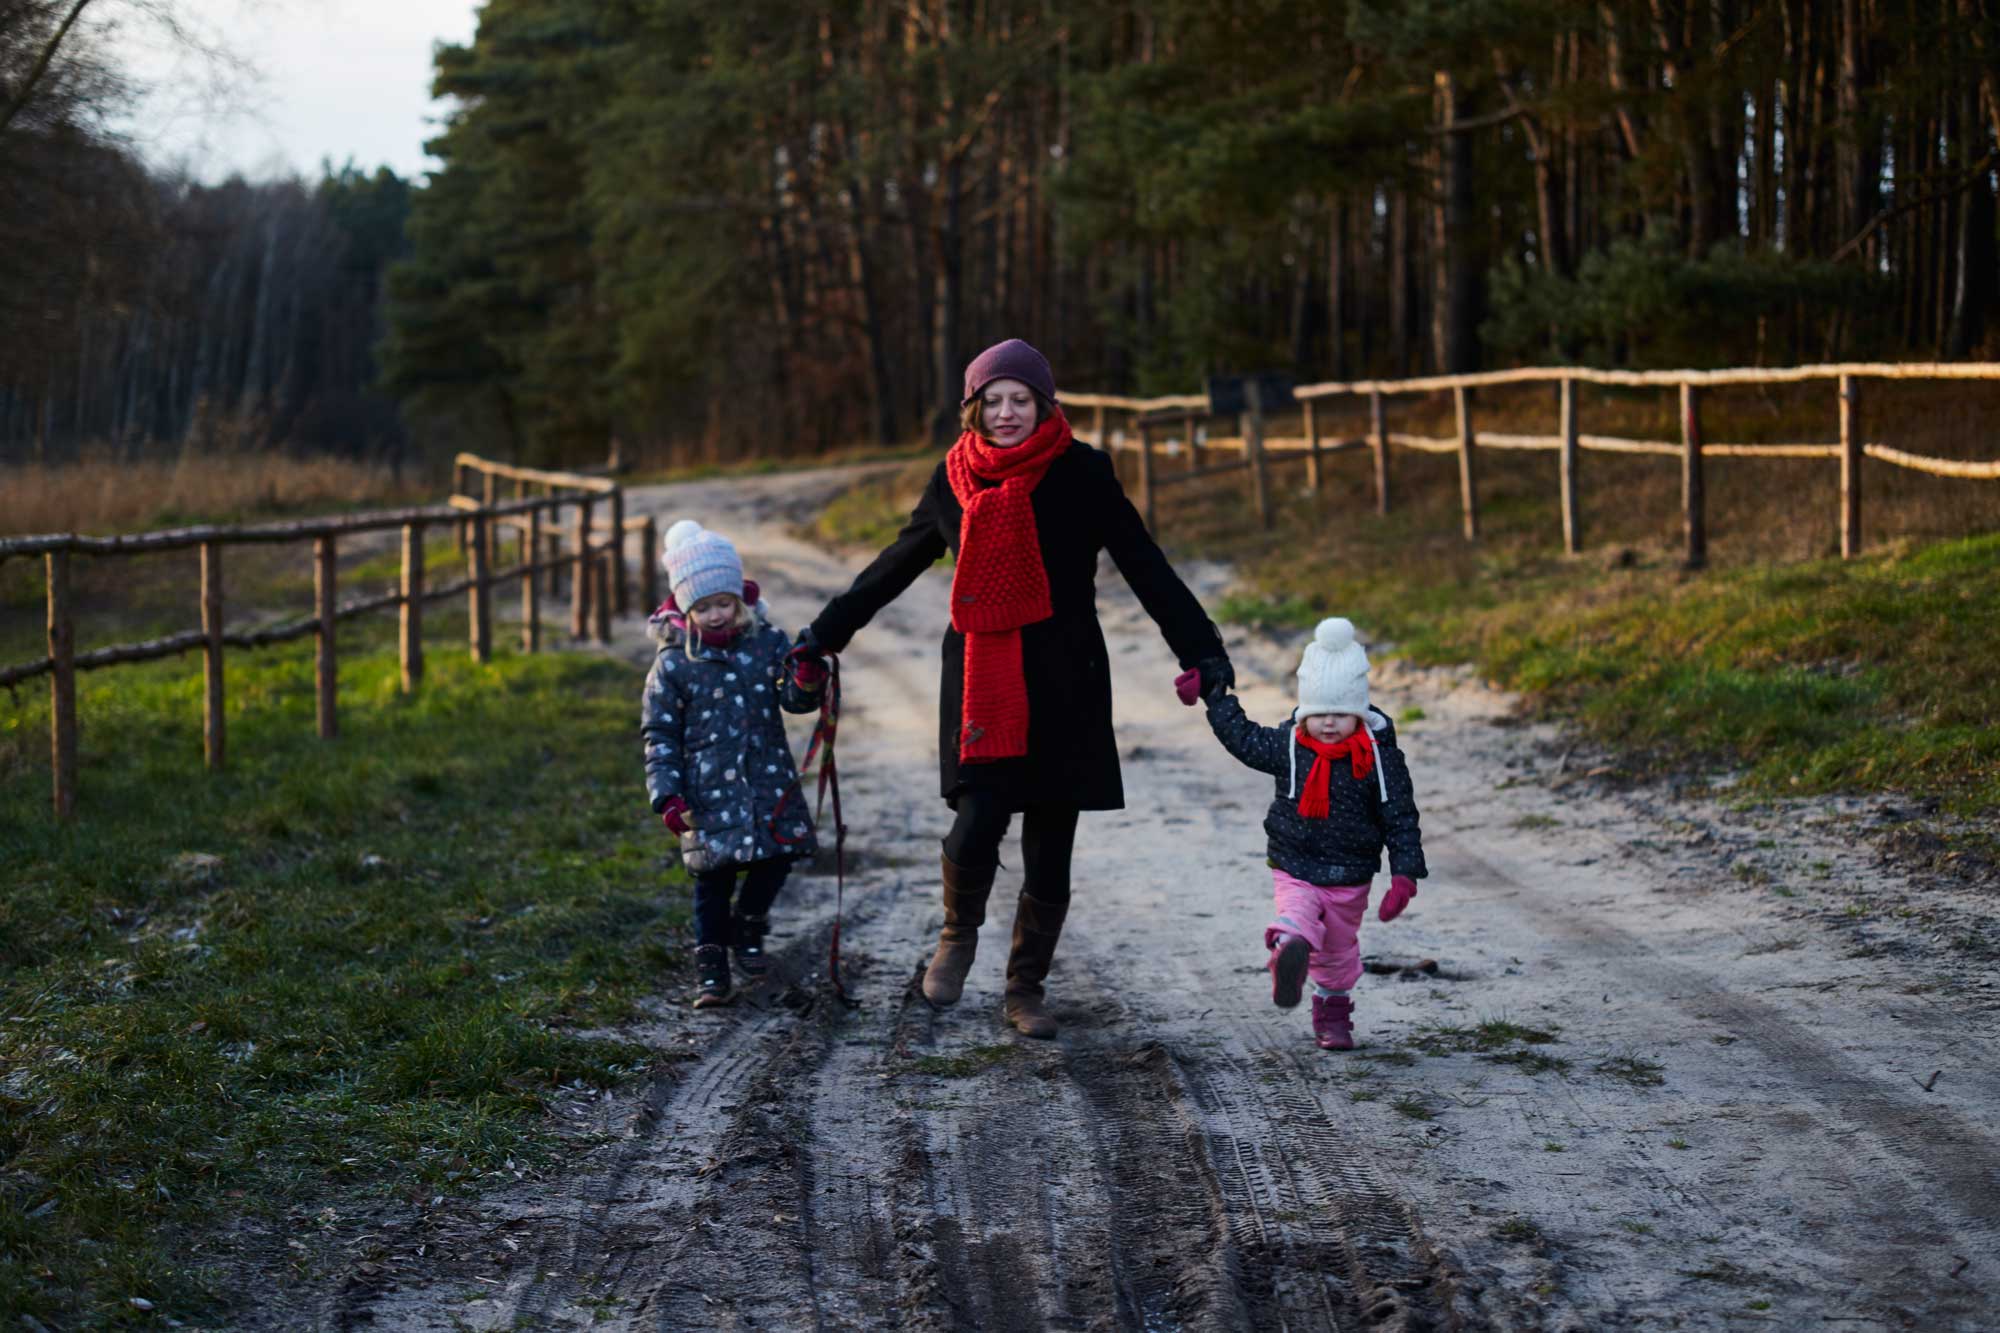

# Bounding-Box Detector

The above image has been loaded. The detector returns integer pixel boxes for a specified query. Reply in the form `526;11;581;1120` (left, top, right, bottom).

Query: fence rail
1;455;651;820
1060;361;2000;563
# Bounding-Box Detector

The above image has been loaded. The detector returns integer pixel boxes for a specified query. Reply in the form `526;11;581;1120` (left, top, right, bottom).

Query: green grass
1595;1054;1668;1087
1412;1017;1561;1057
904;1043;1018;1078
0;621;684;1326
1485;1049;1573;1076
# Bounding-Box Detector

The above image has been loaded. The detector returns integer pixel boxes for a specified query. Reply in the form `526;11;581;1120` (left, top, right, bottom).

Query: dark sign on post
1205;371;1297;418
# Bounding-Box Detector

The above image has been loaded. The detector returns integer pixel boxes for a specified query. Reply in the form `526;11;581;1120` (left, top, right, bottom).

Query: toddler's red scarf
1296;725;1375;819
945;413;1071;761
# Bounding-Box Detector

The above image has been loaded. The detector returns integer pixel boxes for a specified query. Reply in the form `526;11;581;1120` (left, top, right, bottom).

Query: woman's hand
788;626;829;688
1176;655;1234;706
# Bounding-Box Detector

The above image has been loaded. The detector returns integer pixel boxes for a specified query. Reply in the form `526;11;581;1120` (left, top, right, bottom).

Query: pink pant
1265;868;1372;991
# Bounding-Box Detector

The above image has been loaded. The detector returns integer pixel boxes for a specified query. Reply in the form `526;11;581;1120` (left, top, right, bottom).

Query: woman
797;338;1232;1038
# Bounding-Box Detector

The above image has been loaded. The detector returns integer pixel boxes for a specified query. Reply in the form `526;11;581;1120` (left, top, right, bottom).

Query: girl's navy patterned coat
1205;696;1427;887
641;598;820;873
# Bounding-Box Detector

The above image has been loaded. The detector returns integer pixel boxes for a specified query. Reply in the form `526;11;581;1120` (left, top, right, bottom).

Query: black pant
692;857;791;949
942;792;1080;904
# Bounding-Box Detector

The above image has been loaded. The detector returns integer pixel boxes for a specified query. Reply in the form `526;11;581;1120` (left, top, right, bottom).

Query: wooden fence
1062;361;2000;567
1;455;653;820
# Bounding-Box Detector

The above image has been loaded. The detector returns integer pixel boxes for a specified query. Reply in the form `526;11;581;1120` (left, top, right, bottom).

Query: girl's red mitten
659;796;690;837
1174;667;1202;706
1379;875;1418;922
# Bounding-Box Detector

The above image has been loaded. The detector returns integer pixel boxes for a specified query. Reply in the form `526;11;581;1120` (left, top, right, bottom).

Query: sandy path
325;465;2000;1332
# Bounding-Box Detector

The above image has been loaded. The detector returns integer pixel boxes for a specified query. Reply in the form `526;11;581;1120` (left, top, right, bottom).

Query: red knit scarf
944;412;1072;761
1296;725;1375;819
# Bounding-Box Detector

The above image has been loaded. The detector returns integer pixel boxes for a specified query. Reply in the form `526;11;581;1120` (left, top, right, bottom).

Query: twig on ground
1915;1070;1941;1092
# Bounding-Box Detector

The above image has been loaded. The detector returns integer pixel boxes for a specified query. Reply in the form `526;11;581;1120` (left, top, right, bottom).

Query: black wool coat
810;441;1224;812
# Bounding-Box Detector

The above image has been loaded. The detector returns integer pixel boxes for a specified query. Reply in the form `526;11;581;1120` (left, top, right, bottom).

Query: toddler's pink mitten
659;796;690;837
1174;667;1202;706
1379;875;1418;922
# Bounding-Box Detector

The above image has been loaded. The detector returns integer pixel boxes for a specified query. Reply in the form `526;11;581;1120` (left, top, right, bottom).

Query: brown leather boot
922;853;996;1007
1002;891;1069;1039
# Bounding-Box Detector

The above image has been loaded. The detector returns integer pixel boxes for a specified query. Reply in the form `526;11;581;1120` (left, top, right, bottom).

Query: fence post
1303;397;1321;494
1681;381;1707;569
592;549;612;645
1559;376;1581;555
1092;403;1106;451
523;505;542;654
1184;410;1199;472
468;512;492;664
513;478;527;568
543;484;563;599
400;522;424;693
1454;385;1479;540
571;495;595;640
453;461;467;554
1369;389;1390;515
1840;373;1862;558
1136;417;1156;533
315;536;338;739
1243;379;1272;525
640;516;659;613
480;472;498;571
47;548;76;820
201;541;225;769
609;486;628;616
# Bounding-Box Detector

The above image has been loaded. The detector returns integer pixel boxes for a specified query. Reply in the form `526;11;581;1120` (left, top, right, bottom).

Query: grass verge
1;620;681;1326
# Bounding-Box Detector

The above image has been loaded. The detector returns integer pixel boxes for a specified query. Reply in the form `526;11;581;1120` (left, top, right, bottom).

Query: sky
114;0;483;182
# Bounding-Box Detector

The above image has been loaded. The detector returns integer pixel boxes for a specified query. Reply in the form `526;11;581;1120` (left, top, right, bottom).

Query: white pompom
664;519;704;552
1314;617;1355;651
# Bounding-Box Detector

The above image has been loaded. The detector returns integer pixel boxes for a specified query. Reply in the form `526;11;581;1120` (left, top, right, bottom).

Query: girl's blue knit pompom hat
662;519;744;608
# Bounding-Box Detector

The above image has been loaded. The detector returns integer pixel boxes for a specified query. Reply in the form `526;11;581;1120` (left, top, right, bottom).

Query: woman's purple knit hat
961;338;1057;405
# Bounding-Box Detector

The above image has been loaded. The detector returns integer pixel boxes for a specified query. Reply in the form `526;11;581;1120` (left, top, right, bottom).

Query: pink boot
1268;935;1310;1009
1311;994;1355;1050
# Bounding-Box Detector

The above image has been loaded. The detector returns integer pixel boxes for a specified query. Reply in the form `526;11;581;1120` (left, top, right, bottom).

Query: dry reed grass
0;451;427;538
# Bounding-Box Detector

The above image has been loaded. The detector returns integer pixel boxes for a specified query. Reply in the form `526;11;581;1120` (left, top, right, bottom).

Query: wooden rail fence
2;455;655;820
1061;361;2000;566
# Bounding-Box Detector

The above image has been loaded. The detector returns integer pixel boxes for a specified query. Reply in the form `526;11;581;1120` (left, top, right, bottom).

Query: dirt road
329;466;2000;1332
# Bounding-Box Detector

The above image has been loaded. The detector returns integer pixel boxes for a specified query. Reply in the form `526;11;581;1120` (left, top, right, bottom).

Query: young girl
642;519;824;1008
1190;617;1426;1049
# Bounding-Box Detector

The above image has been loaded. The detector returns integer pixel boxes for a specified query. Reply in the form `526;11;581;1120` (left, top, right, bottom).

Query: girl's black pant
692;857;791;949
942;792;1080;904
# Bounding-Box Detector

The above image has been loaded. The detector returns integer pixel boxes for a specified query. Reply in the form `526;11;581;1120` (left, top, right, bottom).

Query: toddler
1193;617;1426;1049
642;520;825;1007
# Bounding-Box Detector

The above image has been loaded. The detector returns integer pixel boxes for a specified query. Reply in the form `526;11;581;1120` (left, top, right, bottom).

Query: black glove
790;624;826;661
1195;654;1234;702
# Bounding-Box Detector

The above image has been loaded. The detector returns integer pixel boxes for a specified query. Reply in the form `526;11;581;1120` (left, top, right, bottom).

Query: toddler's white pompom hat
662;519;744;608
1296;617;1371;721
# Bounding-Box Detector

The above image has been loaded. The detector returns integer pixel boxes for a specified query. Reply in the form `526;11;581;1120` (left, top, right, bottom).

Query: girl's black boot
731;913;771;978
692;944;734;1008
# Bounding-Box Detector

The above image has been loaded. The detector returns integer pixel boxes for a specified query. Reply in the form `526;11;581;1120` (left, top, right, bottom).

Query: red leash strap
775;652;857;1007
